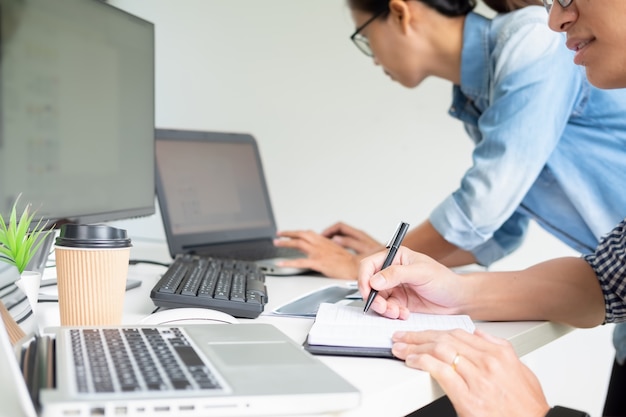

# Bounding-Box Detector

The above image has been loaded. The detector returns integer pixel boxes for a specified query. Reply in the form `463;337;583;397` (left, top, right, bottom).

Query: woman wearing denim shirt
275;0;626;415
277;0;626;291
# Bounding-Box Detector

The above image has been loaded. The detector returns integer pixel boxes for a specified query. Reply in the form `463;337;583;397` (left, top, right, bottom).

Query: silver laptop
0;318;360;417
155;129;308;276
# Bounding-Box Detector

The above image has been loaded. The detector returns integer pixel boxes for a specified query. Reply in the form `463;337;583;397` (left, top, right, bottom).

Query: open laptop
0;317;360;417
155;129;308;276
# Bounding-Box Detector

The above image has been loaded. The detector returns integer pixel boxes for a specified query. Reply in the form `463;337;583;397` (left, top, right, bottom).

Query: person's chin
586;68;626;90
385;71;423;88
390;75;415;88
399;78;423;89
585;58;625;89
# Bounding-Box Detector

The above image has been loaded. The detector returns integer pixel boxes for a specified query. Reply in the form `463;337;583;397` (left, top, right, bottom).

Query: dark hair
348;0;542;16
481;0;543;13
347;0;476;17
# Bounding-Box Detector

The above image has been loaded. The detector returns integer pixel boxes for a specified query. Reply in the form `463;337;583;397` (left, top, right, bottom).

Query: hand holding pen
363;221;410;313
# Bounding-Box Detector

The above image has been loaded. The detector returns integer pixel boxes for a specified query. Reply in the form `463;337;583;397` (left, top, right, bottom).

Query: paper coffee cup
55;224;132;326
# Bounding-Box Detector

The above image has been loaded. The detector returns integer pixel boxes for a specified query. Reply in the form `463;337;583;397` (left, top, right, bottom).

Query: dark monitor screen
0;0;155;226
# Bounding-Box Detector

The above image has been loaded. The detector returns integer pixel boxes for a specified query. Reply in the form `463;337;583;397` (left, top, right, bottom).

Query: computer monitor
0;0;155;232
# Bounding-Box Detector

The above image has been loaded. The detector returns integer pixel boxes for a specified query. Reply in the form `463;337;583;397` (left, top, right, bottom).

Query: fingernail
405;354;419;366
371;273;386;287
392;342;407;353
393;331;406;340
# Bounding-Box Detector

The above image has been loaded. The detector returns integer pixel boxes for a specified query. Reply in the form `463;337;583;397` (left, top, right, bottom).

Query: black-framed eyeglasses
350;9;386;57
542;0;574;13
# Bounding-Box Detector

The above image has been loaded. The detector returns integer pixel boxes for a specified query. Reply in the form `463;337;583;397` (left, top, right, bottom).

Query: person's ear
388;0;412;33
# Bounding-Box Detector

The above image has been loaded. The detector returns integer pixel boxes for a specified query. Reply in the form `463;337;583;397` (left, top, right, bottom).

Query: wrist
545;405;590;417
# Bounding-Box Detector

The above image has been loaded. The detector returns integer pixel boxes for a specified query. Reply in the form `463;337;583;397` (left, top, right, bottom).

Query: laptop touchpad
210;342;313;366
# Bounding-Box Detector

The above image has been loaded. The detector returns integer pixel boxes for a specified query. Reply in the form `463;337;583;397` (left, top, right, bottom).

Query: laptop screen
155;129;279;254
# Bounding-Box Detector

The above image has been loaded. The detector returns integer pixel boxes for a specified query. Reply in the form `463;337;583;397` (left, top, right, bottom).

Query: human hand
274;230;359;279
357;246;466;319
321;222;384;255
391;329;550;417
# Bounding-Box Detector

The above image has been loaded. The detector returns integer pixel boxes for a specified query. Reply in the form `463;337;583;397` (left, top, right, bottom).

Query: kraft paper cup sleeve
55;246;131;326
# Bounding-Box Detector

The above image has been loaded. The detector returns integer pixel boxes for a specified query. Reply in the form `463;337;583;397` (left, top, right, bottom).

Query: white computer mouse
139;308;239;325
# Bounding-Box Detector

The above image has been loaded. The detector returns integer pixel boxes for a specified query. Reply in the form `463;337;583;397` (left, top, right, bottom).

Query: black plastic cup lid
55;224;132;248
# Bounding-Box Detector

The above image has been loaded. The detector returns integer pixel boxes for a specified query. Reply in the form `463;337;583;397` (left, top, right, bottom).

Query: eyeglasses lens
543;0;574;12
353;35;373;57
543;0;553;12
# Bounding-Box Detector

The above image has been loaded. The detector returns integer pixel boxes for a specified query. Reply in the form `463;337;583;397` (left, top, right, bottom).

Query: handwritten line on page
307;303;475;349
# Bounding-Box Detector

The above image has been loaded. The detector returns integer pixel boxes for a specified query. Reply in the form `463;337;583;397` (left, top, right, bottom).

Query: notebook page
308;303;475;349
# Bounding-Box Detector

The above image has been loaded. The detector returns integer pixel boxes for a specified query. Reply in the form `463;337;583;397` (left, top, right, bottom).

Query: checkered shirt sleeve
583;218;626;323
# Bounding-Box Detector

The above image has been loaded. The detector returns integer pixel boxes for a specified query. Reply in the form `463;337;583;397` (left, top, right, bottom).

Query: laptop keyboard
196;240;303;261
150;254;268;318
71;327;222;394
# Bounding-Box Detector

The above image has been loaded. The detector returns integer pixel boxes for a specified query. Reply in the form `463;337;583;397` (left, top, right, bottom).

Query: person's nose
547;2;578;32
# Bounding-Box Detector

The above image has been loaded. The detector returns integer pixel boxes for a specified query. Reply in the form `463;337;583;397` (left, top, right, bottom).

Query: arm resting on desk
358;248;605;329
462;257;605;328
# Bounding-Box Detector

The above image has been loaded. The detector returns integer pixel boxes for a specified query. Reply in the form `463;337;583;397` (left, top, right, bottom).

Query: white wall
108;1;614;415
110;0;472;243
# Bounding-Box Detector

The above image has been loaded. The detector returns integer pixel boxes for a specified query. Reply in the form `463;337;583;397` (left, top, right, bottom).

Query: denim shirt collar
459;12;491;99
449;12;491;124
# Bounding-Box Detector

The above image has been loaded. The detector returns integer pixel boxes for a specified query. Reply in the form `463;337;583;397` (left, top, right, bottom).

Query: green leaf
6;201;18;253
0;194;53;273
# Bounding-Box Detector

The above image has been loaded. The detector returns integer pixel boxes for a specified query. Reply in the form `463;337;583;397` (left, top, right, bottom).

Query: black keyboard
150;254;268;319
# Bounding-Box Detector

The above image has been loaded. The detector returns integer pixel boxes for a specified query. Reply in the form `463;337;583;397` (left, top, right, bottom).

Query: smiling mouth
566;36;594;53
566;37;595;66
574;40;590;51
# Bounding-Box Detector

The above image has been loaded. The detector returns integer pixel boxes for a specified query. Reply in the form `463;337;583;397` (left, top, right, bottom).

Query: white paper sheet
308;303;475;349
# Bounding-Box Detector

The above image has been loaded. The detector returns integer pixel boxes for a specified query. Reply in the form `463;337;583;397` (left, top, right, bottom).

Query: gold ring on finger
451;353;461;371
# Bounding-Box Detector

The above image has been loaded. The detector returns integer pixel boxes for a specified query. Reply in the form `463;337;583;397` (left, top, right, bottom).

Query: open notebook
304;303;476;358
0;316;360;417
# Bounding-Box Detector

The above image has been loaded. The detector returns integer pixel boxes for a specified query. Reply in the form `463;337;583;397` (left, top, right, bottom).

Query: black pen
363;221;410;314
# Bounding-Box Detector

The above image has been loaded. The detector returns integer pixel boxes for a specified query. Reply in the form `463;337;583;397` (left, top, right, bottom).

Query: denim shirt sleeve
430;10;583;266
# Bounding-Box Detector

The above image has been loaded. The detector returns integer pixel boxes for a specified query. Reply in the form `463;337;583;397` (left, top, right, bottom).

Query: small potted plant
0;194;53;311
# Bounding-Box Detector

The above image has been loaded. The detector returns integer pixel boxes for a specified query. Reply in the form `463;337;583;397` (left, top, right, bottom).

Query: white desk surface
36;241;573;417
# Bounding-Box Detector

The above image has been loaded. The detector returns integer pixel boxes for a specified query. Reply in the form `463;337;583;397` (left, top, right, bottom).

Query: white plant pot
15;271;42;315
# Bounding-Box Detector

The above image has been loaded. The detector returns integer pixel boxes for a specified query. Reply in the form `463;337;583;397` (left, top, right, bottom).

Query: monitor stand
26;232;56;275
